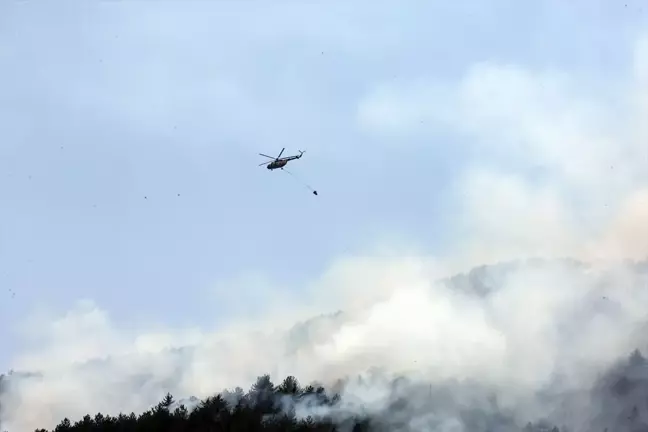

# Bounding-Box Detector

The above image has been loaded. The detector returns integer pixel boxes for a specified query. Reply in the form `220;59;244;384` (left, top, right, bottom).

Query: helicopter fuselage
267;159;288;170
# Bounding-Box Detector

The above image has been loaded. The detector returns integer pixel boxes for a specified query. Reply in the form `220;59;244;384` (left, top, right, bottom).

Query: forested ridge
2;259;647;432
3;347;644;432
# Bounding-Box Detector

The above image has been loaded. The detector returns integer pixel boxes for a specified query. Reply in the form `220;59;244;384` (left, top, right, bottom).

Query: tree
277;375;300;395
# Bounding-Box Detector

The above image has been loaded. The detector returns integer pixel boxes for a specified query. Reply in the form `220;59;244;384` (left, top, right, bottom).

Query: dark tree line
8;348;648;432
24;373;562;432
31;374;364;432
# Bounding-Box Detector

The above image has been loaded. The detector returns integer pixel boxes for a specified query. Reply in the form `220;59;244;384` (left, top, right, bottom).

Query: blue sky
0;2;647;428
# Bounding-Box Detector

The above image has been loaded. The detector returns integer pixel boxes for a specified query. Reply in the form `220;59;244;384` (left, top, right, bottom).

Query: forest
14;347;648;432
2;260;646;432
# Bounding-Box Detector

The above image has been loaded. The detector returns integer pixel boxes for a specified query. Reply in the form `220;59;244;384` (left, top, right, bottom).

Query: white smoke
1;30;647;432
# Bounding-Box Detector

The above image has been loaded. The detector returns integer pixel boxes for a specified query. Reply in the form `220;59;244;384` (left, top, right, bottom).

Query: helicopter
258;147;305;170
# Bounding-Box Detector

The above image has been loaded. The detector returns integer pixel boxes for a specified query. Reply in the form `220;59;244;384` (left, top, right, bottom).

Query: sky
0;1;647;430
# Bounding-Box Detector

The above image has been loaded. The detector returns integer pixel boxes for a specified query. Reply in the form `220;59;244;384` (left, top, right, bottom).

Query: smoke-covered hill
13;348;648;432
2;257;647;432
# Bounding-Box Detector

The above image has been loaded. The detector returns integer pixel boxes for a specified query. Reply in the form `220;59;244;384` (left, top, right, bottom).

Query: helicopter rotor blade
258;161;271;166
276;147;285;159
259;153;275;159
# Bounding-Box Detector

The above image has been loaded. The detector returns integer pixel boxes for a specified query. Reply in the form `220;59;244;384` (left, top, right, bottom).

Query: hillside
2;258;648;431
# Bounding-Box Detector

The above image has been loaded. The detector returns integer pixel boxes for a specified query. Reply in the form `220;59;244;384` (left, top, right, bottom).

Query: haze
0;1;647;431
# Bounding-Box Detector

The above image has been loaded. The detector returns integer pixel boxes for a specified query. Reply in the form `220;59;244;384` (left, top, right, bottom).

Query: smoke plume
1;30;647;432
